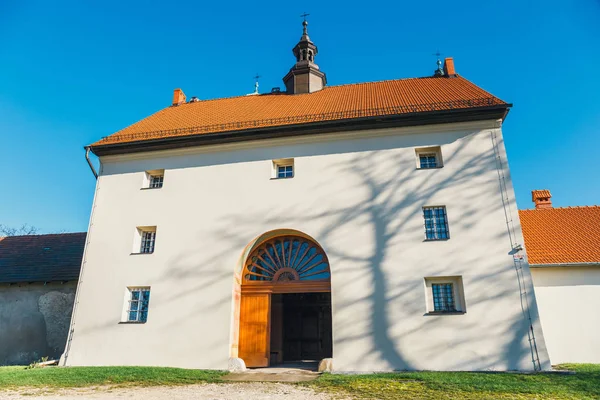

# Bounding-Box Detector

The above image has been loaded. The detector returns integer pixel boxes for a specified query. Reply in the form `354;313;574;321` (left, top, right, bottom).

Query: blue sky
1;0;599;233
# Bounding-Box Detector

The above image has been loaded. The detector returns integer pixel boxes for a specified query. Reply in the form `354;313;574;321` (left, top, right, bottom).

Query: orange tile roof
92;76;507;147
519;206;600;265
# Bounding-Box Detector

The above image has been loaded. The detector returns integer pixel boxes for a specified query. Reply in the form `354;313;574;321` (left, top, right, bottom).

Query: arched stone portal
231;230;332;368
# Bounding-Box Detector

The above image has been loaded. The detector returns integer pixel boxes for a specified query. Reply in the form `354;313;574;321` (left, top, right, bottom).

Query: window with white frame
133;226;157;254
272;158;294;179
143;169;164;189
415;146;443;169
126;287;151;322
423;206;449;240
424;276;465;314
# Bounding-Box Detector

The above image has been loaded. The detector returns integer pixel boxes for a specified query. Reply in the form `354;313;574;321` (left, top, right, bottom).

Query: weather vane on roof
253;73;261;94
433;50;444;76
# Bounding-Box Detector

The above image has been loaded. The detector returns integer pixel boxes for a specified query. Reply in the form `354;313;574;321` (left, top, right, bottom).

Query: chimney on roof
532;190;552;209
172;88;186;106
443;57;456;77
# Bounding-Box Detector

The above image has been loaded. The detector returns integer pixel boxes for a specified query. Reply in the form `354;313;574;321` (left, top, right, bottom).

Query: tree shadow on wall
206;130;538;370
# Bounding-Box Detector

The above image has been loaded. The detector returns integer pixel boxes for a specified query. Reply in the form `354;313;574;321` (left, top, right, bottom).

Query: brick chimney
443;57;456;77
172;88;186;106
532;190;552;209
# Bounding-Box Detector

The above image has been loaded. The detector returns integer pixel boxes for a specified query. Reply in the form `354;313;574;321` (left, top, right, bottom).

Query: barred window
423;206;449;240
277;165;294;179
415;146;443;169
419;154;437;169
149;175;163;188
127;287;150;322
140;231;156;253
432;283;456;312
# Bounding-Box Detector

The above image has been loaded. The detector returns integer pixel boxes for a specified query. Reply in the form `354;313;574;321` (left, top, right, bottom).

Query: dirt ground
0;382;348;400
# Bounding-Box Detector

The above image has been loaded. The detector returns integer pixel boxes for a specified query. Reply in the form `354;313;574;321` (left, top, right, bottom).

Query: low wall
0;282;76;365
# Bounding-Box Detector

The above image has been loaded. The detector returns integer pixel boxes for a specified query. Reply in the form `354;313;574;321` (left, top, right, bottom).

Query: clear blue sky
1;0;599;233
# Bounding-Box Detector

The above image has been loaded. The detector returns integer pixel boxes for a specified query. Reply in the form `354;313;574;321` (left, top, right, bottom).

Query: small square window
143;169;164;189
424;276;465;314
126;287;151;322
149;175;163;188
272;159;294;179
419;154;438;169
423;206;449;240
133;226;157;254
415;147;443;169
277;165;294;179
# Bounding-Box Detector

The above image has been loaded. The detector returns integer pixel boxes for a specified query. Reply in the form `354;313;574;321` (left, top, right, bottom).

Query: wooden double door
238;291;332;367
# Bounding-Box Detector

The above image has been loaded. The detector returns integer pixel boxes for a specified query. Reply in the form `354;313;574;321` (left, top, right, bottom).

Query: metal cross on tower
300;12;310;21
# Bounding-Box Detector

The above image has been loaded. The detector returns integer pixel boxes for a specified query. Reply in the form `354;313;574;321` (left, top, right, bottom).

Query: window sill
416;166;444;170
130;252;154;256
424;311;466;316
423;238;450;242
119;321;147;324
270;176;294;180
140;187;163;190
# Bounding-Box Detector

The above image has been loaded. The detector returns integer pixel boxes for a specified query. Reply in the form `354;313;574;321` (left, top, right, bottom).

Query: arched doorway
233;232;332;368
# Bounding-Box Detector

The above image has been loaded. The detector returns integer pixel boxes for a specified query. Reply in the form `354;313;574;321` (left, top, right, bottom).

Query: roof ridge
0;232;87;240
173;75;470;105
519;205;600;211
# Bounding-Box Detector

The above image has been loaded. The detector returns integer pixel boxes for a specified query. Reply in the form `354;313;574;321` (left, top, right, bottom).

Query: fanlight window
244;236;330;283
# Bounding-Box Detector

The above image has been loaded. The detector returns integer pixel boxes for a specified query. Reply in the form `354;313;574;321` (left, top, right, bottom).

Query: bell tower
282;17;327;94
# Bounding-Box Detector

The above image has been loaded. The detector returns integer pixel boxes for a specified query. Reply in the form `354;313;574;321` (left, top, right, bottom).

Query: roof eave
529;262;600;268
90;105;511;157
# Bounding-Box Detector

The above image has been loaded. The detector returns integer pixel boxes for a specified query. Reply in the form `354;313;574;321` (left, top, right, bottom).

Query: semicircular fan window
244;236;330;283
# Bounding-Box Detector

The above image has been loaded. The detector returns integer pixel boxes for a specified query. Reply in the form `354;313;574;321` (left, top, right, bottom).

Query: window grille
419;154;437;169
140;231;156;253
277;165;294;179
423;206;449;240
127;287;151;322
432;283;456;312
149;175;163;188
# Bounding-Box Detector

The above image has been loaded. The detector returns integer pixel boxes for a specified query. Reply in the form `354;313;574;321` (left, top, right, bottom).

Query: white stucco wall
531;266;600;364
63;120;550;371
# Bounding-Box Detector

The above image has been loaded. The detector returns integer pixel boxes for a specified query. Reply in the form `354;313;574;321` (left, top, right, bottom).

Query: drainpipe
84;146;98;179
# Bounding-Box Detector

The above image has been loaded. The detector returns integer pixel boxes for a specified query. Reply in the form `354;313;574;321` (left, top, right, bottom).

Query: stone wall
0;282;76;365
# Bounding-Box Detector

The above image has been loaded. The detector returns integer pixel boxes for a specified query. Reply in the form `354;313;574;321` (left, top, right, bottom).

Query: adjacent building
520;190;600;364
62;21;550;371
0;233;85;365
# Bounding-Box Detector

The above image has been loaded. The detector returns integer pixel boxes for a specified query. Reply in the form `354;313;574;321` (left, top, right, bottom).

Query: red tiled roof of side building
92;76;507;147
519;206;600;265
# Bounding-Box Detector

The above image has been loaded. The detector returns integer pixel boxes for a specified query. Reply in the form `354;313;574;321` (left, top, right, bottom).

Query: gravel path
0;382;348;399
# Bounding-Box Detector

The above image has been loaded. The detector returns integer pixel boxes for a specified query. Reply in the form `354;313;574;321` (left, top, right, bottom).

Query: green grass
0;366;225;389
1;364;599;399
306;364;600;399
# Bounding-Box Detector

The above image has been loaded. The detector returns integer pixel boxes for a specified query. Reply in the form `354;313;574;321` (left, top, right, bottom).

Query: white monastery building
63;21;551;372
